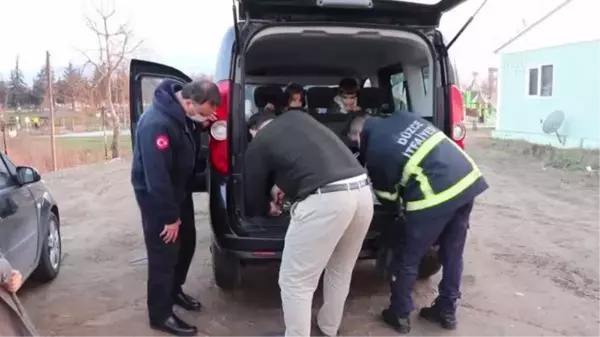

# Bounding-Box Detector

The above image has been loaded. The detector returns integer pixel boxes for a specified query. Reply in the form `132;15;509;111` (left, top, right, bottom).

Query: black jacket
360;111;488;221
131;80;197;226
243;109;366;217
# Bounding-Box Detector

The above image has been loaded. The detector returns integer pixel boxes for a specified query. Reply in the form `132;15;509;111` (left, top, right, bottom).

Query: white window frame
526;64;554;98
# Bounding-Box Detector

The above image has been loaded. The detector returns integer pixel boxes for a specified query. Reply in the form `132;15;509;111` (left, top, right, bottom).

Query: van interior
237;25;435;237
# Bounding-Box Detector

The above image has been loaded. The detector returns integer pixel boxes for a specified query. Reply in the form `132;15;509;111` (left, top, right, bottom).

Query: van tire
418;247;442;279
211;242;241;291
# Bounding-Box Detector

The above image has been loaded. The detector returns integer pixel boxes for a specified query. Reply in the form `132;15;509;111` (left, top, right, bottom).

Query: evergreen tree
0;79;8;110
31;66;56;108
59;62;85;110
8;56;28;109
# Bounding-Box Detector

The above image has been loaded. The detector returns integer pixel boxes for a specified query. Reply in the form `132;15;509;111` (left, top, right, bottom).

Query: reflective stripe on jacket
361;111;488;220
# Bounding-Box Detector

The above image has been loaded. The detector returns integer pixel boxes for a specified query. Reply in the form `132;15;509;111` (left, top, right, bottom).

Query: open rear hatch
238;0;468;26
234;0;477;239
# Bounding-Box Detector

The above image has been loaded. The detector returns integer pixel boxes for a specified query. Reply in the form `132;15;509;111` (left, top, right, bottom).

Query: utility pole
1;89;7;155
46;51;57;171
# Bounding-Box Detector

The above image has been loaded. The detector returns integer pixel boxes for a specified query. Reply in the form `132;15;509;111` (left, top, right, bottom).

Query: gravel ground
17;132;600;336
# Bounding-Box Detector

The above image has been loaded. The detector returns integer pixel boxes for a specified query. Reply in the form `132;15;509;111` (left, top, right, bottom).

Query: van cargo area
235;24;436;237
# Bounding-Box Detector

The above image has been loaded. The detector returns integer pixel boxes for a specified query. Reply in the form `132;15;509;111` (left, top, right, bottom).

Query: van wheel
211;243;241;291
418;246;442;279
33;213;61;282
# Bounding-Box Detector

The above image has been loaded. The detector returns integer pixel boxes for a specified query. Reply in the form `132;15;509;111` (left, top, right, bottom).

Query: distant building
492;0;599;149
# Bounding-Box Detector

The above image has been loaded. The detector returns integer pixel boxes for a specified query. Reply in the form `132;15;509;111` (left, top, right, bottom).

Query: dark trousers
141;195;196;323
389;201;474;317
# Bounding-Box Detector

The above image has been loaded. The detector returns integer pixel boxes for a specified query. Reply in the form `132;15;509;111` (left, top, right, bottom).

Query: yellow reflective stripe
402;130;484;212
400;132;446;187
375;188;399;201
446;135;481;172
406;168;482;211
413;166;434;198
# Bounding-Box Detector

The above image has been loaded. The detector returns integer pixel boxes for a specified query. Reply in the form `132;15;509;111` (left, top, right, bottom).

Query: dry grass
487;138;600;171
2;135;132;173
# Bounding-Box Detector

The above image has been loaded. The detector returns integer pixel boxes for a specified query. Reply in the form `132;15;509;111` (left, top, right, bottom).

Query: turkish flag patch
155;135;169;150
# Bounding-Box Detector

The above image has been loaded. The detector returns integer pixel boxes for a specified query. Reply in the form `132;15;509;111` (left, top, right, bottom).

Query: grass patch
4;135;132;173
57;135;132;152
488;138;599;171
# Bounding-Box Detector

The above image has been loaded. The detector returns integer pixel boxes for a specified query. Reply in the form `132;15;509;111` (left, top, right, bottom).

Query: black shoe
172;314;197;331
381;308;410;334
150;315;197;336
173;291;203;312
419;301;457;330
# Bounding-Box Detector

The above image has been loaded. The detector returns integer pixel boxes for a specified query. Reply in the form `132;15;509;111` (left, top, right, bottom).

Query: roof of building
494;0;580;53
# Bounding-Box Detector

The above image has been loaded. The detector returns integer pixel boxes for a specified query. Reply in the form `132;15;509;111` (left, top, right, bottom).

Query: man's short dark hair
284;82;304;106
248;111;276;130
338;78;358;95
181;80;221;106
285;82;304;96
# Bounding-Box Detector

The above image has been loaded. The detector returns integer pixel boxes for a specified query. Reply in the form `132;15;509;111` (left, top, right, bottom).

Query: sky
0;0;569;85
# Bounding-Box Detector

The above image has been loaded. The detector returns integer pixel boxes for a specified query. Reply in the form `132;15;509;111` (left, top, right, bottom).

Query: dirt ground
18;131;599;336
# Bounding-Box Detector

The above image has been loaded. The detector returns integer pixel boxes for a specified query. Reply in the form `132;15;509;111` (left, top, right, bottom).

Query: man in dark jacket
244;110;374;336
131;79;220;336
351;111;488;334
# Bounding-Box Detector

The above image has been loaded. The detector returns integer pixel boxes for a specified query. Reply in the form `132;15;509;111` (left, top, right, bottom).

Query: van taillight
449;84;466;149
209;80;231;175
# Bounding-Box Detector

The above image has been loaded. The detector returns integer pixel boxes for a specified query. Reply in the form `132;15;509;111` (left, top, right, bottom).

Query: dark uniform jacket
131;80;197;226
360;111;488;221
243;109;366;217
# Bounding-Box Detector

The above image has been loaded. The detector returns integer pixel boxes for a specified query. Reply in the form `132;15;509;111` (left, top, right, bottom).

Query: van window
390;73;408;111
141;77;163;111
244;84;336;120
0;157;14;189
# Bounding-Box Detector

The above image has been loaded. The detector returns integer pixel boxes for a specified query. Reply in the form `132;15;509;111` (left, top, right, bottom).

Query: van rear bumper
215;233;381;262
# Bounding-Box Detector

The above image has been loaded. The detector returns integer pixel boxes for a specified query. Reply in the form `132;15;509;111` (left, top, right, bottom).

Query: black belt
315;178;370;194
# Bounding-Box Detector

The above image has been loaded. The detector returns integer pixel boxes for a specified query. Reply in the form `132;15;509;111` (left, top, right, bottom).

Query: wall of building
493;40;600;149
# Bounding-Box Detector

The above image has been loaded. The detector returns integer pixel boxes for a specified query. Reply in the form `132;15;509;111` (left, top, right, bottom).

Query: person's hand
6;270;22;293
271;185;285;206
160;219;181;243
200;114;218;129
268;201;282;216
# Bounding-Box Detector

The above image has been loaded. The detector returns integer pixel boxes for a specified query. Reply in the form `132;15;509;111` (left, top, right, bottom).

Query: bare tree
80;0;142;158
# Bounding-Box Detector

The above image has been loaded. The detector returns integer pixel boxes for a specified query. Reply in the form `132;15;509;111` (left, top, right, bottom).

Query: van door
129;59;209;192
238;0;468;26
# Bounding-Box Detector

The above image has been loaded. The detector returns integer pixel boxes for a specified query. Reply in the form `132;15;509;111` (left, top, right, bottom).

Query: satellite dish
541;110;566;145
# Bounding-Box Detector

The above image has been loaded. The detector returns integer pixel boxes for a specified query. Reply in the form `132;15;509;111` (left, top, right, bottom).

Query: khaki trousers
279;183;374;336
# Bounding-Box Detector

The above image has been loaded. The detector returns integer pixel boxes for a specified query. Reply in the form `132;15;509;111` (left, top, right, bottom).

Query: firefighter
349;111;489;334
131;79;220;336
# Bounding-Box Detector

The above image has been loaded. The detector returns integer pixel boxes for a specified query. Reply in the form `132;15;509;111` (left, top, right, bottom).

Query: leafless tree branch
79;0;143;159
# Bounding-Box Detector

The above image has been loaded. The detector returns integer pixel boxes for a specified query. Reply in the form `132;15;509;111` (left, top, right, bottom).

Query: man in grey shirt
244;110;374;336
